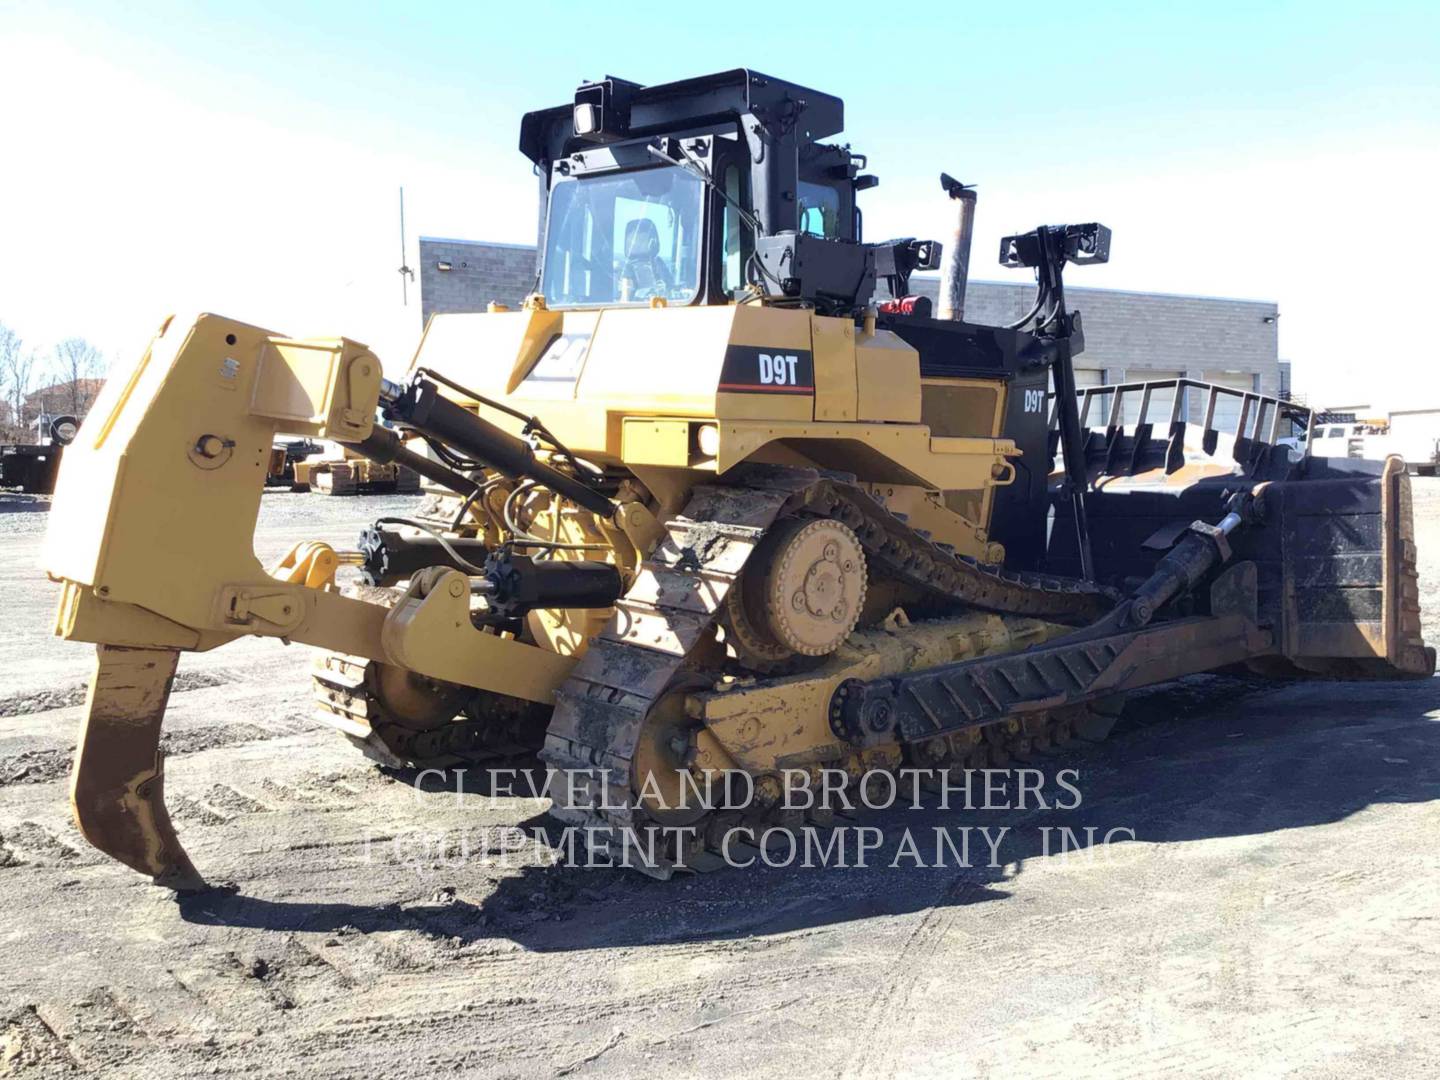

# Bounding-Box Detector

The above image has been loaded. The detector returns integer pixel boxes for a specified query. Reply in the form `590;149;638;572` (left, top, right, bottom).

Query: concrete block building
910;277;1282;429
419;236;1284;429
419;238;537;320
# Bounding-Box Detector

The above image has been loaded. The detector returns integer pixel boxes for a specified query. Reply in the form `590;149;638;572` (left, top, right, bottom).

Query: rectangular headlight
573;103;599;136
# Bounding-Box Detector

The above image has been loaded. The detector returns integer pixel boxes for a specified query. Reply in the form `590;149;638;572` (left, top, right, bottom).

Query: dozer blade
70;645;207;892
1069;458;1434;679
1045;371;1433;683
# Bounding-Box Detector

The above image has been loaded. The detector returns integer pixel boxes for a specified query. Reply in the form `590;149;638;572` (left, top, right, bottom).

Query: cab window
798;181;840;237
541;165;704;306
721;164;746;294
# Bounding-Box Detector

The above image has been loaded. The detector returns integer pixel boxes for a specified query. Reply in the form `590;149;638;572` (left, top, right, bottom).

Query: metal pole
937;174;976;321
397;186;414;306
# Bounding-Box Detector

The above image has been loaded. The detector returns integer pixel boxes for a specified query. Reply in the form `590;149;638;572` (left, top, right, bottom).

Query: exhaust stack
937;174;976;321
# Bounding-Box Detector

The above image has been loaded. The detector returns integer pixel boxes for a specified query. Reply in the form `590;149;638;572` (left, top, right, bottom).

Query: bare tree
0;323;37;441
0;324;15;433
51;338;105;418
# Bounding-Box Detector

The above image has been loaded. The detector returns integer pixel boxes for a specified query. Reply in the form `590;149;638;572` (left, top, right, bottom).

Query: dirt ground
1;482;1437;1079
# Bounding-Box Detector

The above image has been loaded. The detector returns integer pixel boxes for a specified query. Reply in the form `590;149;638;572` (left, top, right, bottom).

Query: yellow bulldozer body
33;62;1433;889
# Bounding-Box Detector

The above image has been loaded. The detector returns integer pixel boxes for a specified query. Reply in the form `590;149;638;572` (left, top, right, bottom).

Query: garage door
1121;369;1184;428
1201;371;1257;433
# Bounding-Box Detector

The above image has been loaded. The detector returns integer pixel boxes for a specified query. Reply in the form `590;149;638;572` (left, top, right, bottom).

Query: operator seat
620;218;673;297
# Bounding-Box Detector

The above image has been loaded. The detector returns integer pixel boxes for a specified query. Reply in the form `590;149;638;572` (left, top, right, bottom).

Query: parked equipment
264;438;324;487
42;70;1432;891
1;413;78;494
292;443;421;495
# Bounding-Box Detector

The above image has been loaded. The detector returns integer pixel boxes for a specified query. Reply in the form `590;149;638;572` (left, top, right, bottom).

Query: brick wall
907;276;1281;399
419;238;538;326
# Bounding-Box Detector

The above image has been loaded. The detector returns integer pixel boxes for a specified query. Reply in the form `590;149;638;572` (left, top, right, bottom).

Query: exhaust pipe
937;174;976;321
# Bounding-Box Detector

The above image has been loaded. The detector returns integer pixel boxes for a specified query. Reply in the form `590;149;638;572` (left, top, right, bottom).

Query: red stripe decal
717;383;814;394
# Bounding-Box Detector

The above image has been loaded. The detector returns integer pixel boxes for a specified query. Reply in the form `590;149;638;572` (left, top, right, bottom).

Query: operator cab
520;70;866;310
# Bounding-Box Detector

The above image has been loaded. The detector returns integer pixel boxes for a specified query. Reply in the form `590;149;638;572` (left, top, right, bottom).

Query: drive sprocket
752;517;867;657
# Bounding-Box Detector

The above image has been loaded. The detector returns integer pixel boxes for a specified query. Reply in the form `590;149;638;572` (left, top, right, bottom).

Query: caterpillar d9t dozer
42;70;1432;890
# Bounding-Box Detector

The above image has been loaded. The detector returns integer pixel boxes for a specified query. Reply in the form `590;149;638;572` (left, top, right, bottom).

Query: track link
312;653;548;770
540;471;807;874
540;466;1120;877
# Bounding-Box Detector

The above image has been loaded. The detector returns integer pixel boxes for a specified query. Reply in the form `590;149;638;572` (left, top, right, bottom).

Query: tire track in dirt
29;987;176;1075
1;720;310;788
0;669;239;719
833;679;1290;1079
837;873;987;1080
0;822;93;868
1;1005;83;1076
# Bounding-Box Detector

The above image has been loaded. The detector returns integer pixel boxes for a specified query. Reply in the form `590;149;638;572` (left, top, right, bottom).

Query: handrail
1046;376;1311;443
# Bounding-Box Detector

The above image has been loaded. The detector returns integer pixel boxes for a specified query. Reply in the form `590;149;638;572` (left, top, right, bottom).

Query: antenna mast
397;186;415;305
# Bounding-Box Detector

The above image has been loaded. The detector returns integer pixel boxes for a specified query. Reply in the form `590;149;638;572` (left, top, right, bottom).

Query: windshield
540;165;704;307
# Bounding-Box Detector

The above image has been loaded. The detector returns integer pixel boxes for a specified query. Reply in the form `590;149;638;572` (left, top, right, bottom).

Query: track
312;653;548;769
309;468;1120;876
539;466;1117;877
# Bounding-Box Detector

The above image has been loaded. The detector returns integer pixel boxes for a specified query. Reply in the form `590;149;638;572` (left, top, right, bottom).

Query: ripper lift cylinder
352;425;478;496
390;380;616;518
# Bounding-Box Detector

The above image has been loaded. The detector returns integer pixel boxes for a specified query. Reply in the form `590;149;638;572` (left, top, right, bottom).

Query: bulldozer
42;70;1433;890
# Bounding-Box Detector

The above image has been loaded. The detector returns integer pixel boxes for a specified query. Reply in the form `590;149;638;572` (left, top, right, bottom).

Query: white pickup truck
1284;416;1440;475
1388;409;1440;476
1308;422;1371;459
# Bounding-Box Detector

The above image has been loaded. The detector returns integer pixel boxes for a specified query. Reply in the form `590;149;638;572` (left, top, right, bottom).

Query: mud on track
1;483;1438;1078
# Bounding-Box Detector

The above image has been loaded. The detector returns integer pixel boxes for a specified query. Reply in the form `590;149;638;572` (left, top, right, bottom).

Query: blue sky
2;0;1437;405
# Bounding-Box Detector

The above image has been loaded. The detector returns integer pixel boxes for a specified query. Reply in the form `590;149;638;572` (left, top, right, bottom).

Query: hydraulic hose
390;379;617;519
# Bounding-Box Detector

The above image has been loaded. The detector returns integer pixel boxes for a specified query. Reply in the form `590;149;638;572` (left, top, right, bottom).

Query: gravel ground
0;480;1437;1079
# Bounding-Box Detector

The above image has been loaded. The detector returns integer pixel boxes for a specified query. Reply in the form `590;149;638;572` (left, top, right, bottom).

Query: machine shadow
179;674;1440;951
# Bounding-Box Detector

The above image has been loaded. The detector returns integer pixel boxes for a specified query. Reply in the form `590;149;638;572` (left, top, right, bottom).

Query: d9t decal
718;346;815;394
